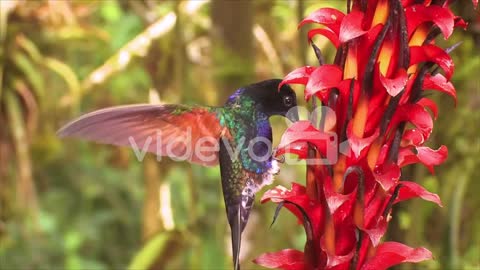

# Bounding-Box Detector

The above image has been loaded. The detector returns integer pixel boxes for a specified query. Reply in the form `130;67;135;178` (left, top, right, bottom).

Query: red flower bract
255;1;476;269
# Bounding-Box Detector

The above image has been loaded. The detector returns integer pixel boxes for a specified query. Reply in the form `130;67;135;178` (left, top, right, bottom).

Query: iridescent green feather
217;92;272;173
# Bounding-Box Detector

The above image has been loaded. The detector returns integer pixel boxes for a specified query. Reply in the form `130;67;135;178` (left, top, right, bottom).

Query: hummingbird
57;79;297;270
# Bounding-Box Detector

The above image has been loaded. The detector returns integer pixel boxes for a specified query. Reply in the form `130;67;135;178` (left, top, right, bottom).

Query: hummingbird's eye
283;95;294;107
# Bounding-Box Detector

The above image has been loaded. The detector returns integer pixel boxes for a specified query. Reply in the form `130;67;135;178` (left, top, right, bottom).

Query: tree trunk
211;0;255;104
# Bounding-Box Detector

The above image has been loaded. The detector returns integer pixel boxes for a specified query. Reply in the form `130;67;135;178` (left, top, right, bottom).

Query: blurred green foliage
0;1;478;269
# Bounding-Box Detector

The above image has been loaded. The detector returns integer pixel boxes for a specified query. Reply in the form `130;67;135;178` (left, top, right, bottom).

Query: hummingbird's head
243;79;298;121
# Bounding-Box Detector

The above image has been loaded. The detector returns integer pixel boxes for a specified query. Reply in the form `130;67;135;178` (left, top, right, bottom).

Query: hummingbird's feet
269;159;281;175
261;159;281;188
260;151;281;187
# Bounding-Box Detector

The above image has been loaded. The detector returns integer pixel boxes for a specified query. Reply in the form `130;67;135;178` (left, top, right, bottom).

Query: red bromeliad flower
254;1;477;270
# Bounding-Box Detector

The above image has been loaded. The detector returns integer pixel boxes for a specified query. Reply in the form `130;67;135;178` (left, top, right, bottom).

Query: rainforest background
0;1;479;269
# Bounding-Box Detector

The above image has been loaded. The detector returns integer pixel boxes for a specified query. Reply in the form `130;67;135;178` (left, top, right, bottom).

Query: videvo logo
126;106;346;166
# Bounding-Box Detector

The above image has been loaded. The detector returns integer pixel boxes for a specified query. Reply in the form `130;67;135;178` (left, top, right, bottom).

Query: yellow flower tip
352;95;369;137
344;44;358;80
409;26;428;47
378;42;394;76
407;65;417;75
325;216;336;255
333;156;346;192
367;139;382;170
354;202;365;228
372;0;390;27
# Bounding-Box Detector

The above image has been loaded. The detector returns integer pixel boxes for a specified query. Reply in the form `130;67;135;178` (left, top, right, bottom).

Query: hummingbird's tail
226;192;255;270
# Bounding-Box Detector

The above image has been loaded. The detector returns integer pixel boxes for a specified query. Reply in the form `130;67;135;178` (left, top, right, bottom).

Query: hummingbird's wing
57;104;230;166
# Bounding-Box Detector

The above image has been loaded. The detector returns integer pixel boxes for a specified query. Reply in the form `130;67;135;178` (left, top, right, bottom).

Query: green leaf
11;52;45;100
43;57;81;103
16;35;43;63
100;1;123;23
127;231;183;270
